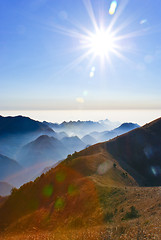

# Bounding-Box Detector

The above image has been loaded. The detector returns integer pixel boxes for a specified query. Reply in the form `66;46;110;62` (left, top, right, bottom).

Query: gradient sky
0;0;161;111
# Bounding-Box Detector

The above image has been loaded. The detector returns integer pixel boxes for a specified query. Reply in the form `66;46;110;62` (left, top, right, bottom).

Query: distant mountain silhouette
55;131;69;140
99;118;120;129
43;120;109;137
0;154;22;181
90;122;140;142
0;182;13;197
81;134;97;145
17;135;69;168
61;136;86;153
0;115;53;135
32;159;63;181
0;116;55;158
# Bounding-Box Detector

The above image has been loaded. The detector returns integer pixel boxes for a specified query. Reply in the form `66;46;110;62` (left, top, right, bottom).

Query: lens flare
140;19;147;25
56;171;66;182
89;71;94;78
54;197;65;210
76;97;84;103
109;1;118;15
89;66;95;78
68;184;78;196
43;184;53;197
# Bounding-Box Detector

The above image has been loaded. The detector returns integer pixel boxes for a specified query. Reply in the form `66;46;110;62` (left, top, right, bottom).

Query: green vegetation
56;171;66;182
68;184;77;195
54;197;65;210
42;184;53;197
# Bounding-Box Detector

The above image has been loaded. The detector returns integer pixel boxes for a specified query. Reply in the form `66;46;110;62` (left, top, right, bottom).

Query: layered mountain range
0;115;139;191
0;117;161;236
43;119;120;137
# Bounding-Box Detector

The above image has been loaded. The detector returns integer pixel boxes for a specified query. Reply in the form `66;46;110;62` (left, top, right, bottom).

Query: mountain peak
118;122;140;129
0;115;54;135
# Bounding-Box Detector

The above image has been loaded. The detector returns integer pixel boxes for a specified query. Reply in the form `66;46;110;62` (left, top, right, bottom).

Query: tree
113;163;117;168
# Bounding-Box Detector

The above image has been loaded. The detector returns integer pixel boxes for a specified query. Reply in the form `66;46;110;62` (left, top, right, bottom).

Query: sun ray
82;0;99;31
108;0;129;32
51;49;94;80
111;48;134;65
44;0;153;79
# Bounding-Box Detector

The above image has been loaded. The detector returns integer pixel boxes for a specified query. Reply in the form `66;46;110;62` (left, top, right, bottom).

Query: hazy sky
0;0;161;111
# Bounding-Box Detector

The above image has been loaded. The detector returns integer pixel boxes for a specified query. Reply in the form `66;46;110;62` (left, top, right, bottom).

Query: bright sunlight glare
52;0;148;75
89;29;115;57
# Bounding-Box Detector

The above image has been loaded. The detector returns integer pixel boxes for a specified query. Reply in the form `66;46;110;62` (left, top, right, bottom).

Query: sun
88;29;115;57
52;0;144;74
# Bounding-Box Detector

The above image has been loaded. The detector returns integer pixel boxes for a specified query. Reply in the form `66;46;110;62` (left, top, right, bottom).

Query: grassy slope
0;146;161;238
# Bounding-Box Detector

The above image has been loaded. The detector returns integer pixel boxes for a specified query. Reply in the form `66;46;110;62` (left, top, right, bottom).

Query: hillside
0;118;161;238
104;118;161;186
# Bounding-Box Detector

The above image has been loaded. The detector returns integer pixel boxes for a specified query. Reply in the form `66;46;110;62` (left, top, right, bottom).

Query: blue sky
0;0;161;111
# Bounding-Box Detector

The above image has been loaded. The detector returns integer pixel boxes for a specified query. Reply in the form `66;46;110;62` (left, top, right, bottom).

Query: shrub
114;208;118;214
122;206;140;220
104;211;114;222
67;154;72;159
11;187;18;195
113;163;117;168
122;172;128;178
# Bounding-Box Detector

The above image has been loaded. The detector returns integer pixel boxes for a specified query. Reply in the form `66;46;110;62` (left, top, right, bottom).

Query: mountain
104;118;161;186
31;159;63;181
81;134;97;145
99;118;120;130
101;122;140;141
0;182;13;196
0;147;137;232
61;136;86;153
114;122;140;132
90;122;140;142
43;120;107;137
0;115;53;135
17;135;69;168
0;118;161;237
0;154;22;182
0;116;55;158
55;131;69;140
